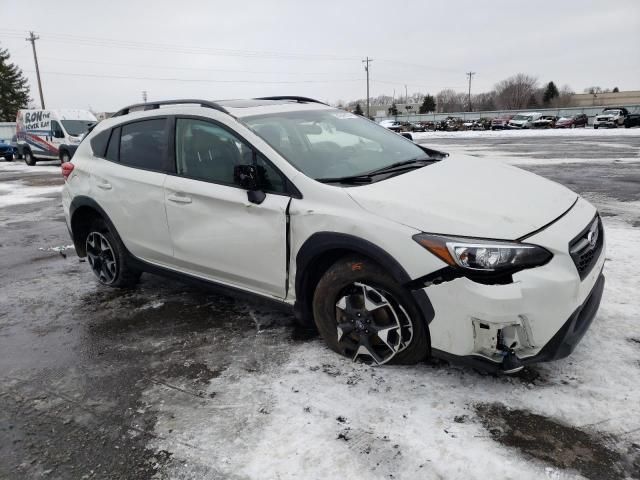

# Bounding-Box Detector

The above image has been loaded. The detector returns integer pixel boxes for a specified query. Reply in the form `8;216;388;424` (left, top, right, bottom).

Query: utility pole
466;71;476;112
142;91;148;103
26;31;45;109
362;57;373;118
405;84;408;104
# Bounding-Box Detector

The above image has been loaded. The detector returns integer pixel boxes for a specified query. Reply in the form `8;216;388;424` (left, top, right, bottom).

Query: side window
105;126;120;162
175;118;287;193
119;119;168;171
90;129;110;157
51;120;64;139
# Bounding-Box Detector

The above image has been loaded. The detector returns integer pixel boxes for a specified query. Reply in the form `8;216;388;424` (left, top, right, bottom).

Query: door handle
168;193;192;204
97;181;112;190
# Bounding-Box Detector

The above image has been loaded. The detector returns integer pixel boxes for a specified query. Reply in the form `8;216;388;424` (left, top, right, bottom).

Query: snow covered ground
413;127;640;141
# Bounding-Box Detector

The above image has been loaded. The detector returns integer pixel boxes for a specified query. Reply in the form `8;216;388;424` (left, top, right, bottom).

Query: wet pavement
1;133;639;480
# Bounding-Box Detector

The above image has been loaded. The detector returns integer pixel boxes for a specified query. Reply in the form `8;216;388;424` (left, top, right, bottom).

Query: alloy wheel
334;282;413;365
86;232;117;284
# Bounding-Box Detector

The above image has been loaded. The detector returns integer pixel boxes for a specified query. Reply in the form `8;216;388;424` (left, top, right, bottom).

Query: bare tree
436;89;466;113
494;74;539;110
472;91;496;111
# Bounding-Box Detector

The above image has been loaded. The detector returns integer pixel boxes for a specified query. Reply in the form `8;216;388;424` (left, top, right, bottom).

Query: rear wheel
4;154;12;162
312;256;429;365
24;150;36;166
85;219;141;288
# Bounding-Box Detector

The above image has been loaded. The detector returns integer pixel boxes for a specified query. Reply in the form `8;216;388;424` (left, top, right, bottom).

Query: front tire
312;256;429;365
86;219;141;288
4;154;12;162
24;150;36;166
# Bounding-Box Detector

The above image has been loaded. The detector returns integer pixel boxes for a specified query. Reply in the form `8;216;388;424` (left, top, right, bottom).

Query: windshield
603;110;621;115
242;109;429;180
512;115;531;121
61;120;94;136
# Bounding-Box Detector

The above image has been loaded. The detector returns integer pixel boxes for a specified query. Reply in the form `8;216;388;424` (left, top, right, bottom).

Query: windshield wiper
316;157;436;185
316;175;373;184
364;157;435;176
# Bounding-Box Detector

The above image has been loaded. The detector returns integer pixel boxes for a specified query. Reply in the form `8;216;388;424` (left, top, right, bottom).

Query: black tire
86;219;141;288
4;154;12;162
312;255;429;365
594;125;598;129
24;150;36;166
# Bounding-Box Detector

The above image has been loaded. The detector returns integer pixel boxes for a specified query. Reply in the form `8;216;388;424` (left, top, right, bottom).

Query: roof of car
111;97;334;120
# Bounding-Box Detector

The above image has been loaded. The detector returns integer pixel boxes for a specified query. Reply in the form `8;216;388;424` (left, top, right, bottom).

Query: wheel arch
294;232;435;326
69;196;118;257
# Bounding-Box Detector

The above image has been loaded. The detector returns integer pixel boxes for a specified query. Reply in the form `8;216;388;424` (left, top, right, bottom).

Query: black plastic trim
255;96;328;106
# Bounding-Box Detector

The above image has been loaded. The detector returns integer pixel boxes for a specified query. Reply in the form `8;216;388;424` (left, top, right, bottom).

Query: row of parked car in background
380;107;640;133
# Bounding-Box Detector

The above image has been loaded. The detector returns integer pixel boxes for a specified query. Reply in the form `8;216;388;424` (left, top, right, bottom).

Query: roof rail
255;96;328;106
112;99;229;118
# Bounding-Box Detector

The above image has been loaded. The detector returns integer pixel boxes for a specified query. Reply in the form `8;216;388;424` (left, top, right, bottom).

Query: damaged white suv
62;97;605;373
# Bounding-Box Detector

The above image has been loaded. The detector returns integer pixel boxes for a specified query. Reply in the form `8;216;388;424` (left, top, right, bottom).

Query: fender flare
294;232;435;325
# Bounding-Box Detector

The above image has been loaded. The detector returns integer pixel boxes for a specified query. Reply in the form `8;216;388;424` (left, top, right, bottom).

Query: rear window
90;129;110;157
119;119;169;171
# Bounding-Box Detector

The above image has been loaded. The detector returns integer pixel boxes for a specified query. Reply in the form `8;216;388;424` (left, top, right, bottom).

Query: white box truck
16;109;97;165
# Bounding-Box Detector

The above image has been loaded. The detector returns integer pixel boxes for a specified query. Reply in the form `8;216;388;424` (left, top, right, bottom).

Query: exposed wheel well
295;248;376;326
70;206;105;257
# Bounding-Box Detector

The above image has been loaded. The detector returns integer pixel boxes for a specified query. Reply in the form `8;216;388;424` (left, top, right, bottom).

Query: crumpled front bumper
420;197;606;372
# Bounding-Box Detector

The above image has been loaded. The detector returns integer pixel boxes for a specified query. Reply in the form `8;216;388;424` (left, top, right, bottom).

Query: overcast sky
2;0;639;111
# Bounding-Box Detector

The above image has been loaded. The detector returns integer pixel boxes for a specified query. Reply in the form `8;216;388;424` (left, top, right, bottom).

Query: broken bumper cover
419;197;605;372
430;273;604;372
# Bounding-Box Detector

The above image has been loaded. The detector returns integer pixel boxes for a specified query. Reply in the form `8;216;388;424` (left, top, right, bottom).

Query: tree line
344;73;621;115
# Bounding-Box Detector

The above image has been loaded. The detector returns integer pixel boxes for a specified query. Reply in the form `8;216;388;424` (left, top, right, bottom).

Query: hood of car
346;154;578;240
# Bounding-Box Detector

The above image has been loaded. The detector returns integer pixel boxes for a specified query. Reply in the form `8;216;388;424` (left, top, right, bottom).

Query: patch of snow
412;128;640;140
0;159;61;174
0;181;62;208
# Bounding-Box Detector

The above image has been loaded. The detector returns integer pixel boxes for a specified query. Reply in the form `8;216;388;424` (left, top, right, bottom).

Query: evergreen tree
542;81;559;105
0;46;30;122
612;87;619;93
419;94;436;114
353;103;363;115
387;103;398;116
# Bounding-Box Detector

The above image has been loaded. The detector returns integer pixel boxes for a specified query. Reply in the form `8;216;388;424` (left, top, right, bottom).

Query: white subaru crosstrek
62;97;605;373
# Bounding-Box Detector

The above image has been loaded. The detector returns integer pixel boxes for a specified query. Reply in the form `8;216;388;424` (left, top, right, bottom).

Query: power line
23;69;363;85
466;71;476;112
25;31;45;108
1;29;360;62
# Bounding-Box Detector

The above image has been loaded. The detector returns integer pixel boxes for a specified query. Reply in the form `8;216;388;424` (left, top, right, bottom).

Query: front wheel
4;154;13;162
24;150;36;166
85;219;141;288
312;256;429;365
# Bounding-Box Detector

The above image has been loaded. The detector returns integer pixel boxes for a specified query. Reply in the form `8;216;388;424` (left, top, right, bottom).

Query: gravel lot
1;130;639;480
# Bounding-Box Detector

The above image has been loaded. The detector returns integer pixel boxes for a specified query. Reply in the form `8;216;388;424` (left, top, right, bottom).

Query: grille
569;216;604;280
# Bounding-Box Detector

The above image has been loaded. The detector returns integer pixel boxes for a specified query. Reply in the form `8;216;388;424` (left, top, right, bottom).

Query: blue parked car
0;138;17;161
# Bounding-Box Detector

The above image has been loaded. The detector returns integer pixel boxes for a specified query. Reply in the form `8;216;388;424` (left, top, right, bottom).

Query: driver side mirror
234;164;266;204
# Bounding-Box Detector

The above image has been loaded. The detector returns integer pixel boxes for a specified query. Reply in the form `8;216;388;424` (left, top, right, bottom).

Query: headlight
413;233;552;273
